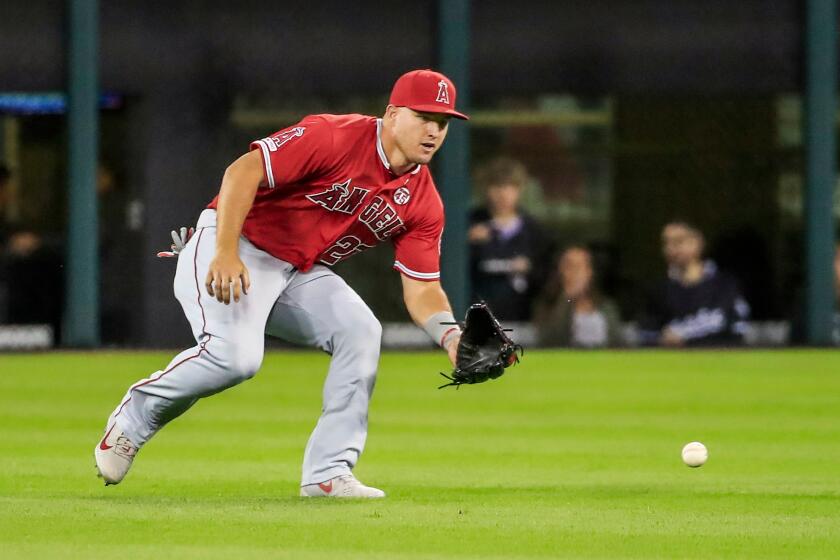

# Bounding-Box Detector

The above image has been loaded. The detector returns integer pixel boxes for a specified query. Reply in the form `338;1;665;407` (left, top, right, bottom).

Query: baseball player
94;69;468;498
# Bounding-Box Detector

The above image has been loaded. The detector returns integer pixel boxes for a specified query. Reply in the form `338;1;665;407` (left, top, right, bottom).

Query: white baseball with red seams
681;441;708;467
96;110;453;488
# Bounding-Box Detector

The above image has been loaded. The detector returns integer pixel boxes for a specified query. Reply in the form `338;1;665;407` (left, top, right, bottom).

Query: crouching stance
95;69;469;498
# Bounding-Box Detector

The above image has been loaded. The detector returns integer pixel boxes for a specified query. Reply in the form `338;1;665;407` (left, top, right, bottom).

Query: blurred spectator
0;163;64;335
0;163;10;244
97;161;137;345
533;245;622;347
640;221;750;346
0;163;10;321
1;159;134;343
468;157;550;321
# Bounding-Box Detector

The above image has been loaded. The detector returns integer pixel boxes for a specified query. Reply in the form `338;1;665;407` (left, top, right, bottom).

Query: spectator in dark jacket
534;245;622;347
641;221;750;346
0;163;64;335
468;157;550;321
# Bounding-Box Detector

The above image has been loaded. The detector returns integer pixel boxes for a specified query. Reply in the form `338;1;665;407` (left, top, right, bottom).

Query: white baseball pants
109;210;381;485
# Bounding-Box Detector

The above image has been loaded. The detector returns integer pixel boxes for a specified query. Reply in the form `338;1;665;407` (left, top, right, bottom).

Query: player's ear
384;105;399;123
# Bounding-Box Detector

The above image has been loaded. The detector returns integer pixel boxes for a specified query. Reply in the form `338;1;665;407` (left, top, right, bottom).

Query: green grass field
1;350;839;559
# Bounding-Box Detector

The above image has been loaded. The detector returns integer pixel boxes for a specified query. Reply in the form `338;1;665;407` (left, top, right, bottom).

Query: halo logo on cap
389;69;469;120
435;80;450;104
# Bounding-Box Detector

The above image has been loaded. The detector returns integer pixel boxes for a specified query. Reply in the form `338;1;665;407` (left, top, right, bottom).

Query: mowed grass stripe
0;350;839;559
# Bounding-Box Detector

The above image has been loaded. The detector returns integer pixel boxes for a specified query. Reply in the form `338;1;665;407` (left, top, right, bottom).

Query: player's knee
230;355;261;382
230;345;263;381
352;313;382;350
209;339;263;382
334;311;382;355
362;314;383;343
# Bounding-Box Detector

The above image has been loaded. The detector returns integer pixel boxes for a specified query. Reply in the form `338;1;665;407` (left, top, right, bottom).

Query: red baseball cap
389;69;469;120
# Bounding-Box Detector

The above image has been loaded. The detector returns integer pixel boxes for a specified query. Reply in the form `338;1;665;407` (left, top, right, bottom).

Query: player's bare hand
205;251;251;304
446;334;460;366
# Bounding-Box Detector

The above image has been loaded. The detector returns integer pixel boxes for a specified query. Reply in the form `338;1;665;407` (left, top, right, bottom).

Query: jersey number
319;235;375;266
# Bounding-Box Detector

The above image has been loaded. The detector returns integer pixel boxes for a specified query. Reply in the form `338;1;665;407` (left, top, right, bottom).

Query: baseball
681;441;708;467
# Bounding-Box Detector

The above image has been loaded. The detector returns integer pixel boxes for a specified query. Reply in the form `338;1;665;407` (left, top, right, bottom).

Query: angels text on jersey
309;179;408;266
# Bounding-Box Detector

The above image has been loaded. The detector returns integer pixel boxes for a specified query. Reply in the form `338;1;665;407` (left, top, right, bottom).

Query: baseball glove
439;302;523;389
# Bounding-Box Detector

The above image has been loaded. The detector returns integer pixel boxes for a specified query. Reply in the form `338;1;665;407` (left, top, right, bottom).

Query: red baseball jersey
207;114;444;281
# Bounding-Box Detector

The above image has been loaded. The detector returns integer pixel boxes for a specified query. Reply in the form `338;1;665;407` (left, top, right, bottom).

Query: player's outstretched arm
400;275;461;365
205;150;264;305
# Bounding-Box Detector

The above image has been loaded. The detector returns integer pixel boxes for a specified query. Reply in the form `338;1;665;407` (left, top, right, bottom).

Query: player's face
662;224;703;268
391;108;450;165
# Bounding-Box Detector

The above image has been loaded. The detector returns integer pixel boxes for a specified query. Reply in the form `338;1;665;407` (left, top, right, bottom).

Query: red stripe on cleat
99;424;116;450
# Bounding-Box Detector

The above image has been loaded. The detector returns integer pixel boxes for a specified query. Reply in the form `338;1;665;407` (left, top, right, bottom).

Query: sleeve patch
250;125;312;190
263;126;306;151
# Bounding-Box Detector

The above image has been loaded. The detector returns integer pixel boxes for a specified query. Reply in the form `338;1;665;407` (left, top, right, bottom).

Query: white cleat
300;473;386;498
94;423;139;486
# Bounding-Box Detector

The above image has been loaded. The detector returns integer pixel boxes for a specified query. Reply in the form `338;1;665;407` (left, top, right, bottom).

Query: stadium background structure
0;0;836;347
